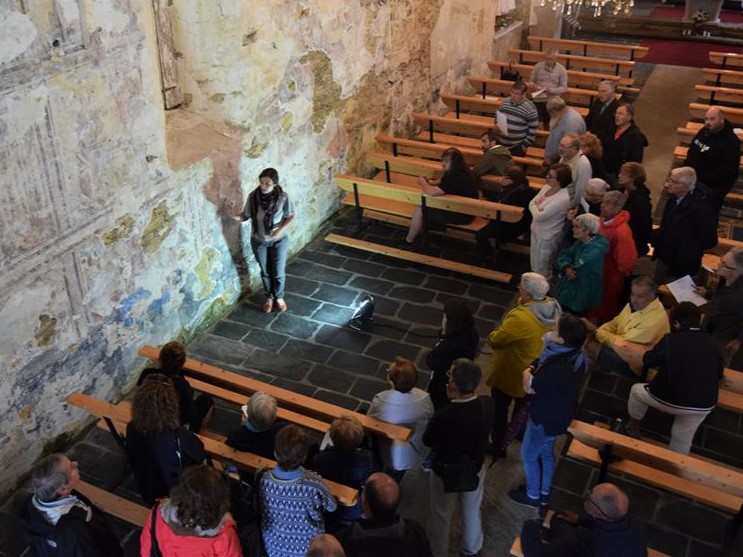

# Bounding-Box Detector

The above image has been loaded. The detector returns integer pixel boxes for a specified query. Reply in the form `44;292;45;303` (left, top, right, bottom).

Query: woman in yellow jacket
486;272;561;457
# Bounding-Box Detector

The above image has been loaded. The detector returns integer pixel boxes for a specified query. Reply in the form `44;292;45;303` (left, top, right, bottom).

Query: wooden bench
696;84;743;107
137;345;411;444
526;36;648;60
67;392;359;506
690;102;743;126
509;535;667;556
507;49;636;78
76;480;150;525
468;76;598;108
676;121;743;145
710;52;743;70
703;67;743;89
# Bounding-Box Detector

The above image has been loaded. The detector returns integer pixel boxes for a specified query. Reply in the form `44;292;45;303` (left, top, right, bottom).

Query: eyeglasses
719;260;737;272
666;178;685;185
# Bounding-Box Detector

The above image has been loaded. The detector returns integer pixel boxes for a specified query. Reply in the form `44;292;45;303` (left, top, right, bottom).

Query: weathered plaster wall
0;0;496;496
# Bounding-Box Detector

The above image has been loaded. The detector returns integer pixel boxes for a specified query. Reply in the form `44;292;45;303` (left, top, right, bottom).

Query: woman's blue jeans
520;417;557;500
250;235;289;300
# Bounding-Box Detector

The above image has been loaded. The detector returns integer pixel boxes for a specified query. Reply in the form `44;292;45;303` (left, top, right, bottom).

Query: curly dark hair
159;341;186;375
131;373;180;437
170;465;229;531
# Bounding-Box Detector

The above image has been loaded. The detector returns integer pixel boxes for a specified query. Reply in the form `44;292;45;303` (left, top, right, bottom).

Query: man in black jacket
21;454;123;557
584;80;618;138
423;359;494;557
520;483;646;557
651;166;718;282
684;106;741;216
625;302;723;454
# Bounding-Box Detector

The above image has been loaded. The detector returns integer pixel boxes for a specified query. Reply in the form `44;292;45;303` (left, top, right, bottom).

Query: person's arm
625;132;645;163
524;105;539;149
556;242;577;272
595;317;620;346
418;175;446;196
549;66;568;95
486;312;523;349
531;190;569;222
642;335;668;369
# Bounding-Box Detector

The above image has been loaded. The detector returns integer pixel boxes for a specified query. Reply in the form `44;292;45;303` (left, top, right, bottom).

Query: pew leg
724;505;743;555
597;443;614;483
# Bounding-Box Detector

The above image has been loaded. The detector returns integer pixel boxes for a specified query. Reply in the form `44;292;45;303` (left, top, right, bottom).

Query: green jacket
554;234;609;313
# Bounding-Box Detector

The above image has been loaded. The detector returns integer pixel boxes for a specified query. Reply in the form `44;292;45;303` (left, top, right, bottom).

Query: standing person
496;81;539;157
472;130;513;180
584;80;619;138
367;357;434;481
424;302;479;411
617;162;653;258
260;425;337;557
623;302;723;455
239;168;295;313
592;191;638;325
509;314;589;508
600;104;647;186
423;359;494;557
651;167;718;283
399;148;479;250
139;465;242;557
557;133;592;208
486;273;561;458
22;454;123;557
126;375;206;506
684;106;741;216
529;164;572;280
554;214;609;316
138;341;214;432
543;98;586;163
527;49;568;129
580;132;609;182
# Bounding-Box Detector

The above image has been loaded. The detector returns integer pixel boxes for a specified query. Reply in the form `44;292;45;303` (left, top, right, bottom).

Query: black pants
491;386;526;448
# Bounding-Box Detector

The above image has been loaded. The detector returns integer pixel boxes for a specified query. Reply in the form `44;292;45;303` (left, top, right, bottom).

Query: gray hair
670;166;697;191
586;178;610;195
728;247;743;272
246;391;278;431
546;97;566;113
561;133;581;149
574;213;600;235
520;272;550;301
598;80;616;93
31;454;69;502
603;190;627;209
632;275;658;295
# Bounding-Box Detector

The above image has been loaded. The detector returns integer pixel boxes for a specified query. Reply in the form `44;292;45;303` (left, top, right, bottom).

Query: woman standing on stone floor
237;168;295;313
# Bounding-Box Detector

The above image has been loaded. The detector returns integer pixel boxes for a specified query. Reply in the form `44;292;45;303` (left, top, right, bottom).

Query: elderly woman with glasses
554;213;609;316
528;164;572;280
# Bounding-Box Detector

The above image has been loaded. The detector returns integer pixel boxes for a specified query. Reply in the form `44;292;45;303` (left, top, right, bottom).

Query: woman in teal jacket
554;213;609;316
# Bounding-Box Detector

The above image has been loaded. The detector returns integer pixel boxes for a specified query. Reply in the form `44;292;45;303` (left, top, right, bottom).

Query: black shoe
508;488;540;508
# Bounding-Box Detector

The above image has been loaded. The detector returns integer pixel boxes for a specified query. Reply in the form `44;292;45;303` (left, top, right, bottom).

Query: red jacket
593;210;638;324
140;502;242;557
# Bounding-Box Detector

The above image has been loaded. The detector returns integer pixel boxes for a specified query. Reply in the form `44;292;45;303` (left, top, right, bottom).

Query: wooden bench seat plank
710;52;743;69
76;481;150;525
526;36;648;59
487;61;627;89
467;76;598;107
695;84;743;106
137;346;410;444
325;233;511;283
703;67;743;88
690;102;743;126
567;437;742;514
69;392;358;506
723;368;743;394
568;421;743;498
507;49;635;77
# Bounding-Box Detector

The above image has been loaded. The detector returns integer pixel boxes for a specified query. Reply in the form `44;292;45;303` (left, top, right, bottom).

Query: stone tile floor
2;214;743;556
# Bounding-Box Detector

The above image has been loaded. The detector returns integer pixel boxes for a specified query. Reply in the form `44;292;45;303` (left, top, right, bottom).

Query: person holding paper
623;302;723;454
527;49;568;130
495;81;538;157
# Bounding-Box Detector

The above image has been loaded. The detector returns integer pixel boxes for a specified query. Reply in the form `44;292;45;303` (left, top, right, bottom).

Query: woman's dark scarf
253;185;283;237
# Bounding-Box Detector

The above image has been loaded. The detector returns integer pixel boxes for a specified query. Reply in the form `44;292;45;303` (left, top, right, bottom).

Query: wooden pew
703;67;743;89
137;345;411;444
526;36;649;60
710;52;743;70
696;84;743;107
507;49;635;77
76;480;150;526
676;121;743;145
467;76;598;108
566;420;743;516
67;392;359;506
690;102;743;126
487;61;627;90
510;535;668;557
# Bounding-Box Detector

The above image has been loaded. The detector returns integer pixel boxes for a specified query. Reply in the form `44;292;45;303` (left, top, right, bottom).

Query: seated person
225;391;288;459
260;425;337;557
367;357;434;481
520;482;646;556
21;453;123;556
624;302;723;454
140;465;241;557
585;275;669;378
126;374;206;505
312;416;377;527
138;341;214;432
336;472;432;557
472;130;513;181
398;147;479;250
475;165;536;265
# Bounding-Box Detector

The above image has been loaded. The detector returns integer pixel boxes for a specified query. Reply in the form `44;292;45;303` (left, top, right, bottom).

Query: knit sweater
496;97;539;150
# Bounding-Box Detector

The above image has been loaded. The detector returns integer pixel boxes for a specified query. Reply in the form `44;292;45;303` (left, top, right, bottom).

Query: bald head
705;106;726;132
362;472;400;519
307;534;346;557
586;483;629;521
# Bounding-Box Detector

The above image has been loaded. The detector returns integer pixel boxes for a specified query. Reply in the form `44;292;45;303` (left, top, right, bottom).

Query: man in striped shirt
495;81;539;157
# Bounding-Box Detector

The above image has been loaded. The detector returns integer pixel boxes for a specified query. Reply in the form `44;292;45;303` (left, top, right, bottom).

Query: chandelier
541;0;634;18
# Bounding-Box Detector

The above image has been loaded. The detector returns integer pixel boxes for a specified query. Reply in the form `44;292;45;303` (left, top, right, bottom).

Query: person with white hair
554;214;609;316
584;80;619;137
486;272;562;458
226;391;288;460
651;166;718;282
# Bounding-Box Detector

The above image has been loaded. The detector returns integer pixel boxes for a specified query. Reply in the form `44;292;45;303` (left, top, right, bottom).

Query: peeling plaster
1;86;48;145
34;315;57;347
194;247;219;299
0;7;37;65
299;50;345;133
141;200;175;254
100;215;135;246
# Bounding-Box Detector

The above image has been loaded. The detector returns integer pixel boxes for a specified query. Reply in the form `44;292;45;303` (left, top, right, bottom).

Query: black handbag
432;398;488;493
501;61;521;82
